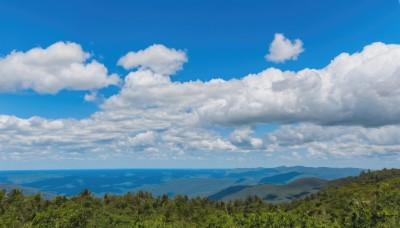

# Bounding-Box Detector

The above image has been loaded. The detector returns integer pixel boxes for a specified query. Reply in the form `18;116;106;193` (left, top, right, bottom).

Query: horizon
1;0;400;170
0;165;367;172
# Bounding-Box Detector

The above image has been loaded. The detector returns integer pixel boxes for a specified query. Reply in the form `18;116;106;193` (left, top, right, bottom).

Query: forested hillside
0;169;399;227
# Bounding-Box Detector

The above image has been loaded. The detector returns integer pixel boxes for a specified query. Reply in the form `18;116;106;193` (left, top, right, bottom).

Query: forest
0;168;399;227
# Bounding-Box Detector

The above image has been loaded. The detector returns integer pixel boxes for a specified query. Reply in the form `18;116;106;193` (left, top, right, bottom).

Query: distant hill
0;183;57;199
258;171;302;184
210;177;328;202
208;166;366;203
0;166;363;198
130;178;239;197
133;166;362;197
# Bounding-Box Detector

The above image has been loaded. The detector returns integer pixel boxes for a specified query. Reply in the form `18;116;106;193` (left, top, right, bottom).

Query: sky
0;0;400;170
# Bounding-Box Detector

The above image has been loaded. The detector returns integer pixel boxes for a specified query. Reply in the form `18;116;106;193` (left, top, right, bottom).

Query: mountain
132;166;362;197
130;178;239;198
0;166;363;198
210;178;328;202
209;166;367;203
258;171;302;184
0;183;57;199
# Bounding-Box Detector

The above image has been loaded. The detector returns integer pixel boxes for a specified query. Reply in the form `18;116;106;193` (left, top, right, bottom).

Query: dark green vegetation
0;169;399;227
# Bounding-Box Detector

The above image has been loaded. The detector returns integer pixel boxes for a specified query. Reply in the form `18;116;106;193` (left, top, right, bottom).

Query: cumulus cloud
265;33;304;63
0;42;120;94
229;128;264;150
84;90;98;102
105;42;400;128
0;114;238;161
117;44;187;75
2;42;400;163
266;123;400;158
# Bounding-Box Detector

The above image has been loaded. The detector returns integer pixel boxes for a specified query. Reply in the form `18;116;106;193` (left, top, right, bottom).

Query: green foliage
0;169;399;227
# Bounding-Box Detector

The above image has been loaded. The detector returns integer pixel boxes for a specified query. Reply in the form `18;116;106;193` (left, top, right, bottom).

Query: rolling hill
210;177;328;202
0;183;57;199
0;166;362;198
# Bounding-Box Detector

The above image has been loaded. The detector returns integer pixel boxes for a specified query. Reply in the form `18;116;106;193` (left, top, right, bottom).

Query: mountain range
0;166;362;202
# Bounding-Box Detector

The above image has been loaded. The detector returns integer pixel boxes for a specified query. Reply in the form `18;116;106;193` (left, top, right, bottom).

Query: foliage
0;169;399;227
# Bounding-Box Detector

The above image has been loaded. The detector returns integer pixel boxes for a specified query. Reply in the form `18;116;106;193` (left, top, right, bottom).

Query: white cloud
105;42;400;128
265;33;304;63
84;90;98;102
1;42;400;163
127;131;158;147
266;123;400;158
0;42;120;94
229;127;264;150
117;44;187;75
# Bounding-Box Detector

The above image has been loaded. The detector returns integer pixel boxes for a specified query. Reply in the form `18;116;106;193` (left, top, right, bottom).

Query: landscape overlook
0;0;400;227
0;167;362;200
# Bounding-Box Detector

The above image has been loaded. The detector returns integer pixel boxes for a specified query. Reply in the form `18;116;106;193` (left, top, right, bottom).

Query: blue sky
0;0;400;169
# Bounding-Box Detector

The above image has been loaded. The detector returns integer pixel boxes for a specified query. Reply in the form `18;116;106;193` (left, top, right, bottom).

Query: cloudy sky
1;0;400;170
